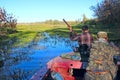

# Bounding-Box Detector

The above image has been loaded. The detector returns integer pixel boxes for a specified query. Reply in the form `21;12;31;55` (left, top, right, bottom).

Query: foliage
91;0;120;25
82;14;88;23
0;8;17;35
88;0;120;40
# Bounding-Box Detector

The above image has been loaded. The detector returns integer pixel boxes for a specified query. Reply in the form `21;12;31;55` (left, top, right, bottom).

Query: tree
82;14;88;23
91;0;120;25
0;8;5;21
0;8;17;28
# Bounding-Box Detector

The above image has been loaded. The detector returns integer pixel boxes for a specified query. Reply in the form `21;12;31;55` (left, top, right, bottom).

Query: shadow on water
0;32;78;80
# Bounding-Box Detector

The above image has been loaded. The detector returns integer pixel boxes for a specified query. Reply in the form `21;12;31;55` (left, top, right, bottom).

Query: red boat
31;52;120;80
45;52;87;80
31;51;87;80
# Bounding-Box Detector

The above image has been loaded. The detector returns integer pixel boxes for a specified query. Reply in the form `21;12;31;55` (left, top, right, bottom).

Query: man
70;25;93;47
85;31;120;80
69;25;93;80
70;25;93;61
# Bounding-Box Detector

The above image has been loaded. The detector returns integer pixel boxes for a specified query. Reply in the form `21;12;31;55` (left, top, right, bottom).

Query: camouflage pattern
85;41;120;80
97;31;108;39
60;52;81;60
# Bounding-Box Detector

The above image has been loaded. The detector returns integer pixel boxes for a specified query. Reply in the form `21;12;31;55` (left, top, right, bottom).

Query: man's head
82;25;89;32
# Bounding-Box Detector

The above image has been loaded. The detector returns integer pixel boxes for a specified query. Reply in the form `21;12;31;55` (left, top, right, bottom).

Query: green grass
8;23;72;47
16;22;79;36
9;31;37;47
4;21;120;47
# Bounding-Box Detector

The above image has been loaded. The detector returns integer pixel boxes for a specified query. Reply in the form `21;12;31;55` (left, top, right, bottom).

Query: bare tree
0;8;17;27
0;8;17;34
0;8;5;21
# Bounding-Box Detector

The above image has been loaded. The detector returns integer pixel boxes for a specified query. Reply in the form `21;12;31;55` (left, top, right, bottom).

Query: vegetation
0;8;17;35
91;0;120;25
90;0;120;40
0;1;120;79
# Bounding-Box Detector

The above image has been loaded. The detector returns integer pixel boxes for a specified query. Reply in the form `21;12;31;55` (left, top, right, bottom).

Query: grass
8;22;73;47
9;31;37;47
3;21;120;47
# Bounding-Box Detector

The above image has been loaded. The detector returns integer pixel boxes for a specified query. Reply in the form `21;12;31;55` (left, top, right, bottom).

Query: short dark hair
82;25;88;31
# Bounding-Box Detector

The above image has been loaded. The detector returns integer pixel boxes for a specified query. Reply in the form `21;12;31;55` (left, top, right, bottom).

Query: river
0;32;78;80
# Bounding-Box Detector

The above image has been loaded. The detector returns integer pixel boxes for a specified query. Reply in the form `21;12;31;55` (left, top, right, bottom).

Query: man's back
85;41;119;80
80;32;93;47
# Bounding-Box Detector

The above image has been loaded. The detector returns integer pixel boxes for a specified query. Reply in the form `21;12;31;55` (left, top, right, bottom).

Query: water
0;32;120;80
0;32;78;80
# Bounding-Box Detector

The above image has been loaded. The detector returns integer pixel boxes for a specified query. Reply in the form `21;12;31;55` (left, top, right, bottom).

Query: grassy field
5;22;120;47
8;22;77;47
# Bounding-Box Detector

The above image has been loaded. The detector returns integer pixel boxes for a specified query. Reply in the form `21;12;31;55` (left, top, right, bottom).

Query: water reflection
0;32;78;80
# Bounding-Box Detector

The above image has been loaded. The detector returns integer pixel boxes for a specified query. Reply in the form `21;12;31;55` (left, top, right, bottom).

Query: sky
0;0;102;23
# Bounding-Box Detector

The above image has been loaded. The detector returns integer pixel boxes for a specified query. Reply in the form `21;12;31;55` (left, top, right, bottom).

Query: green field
2;21;120;47
8;22;76;47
